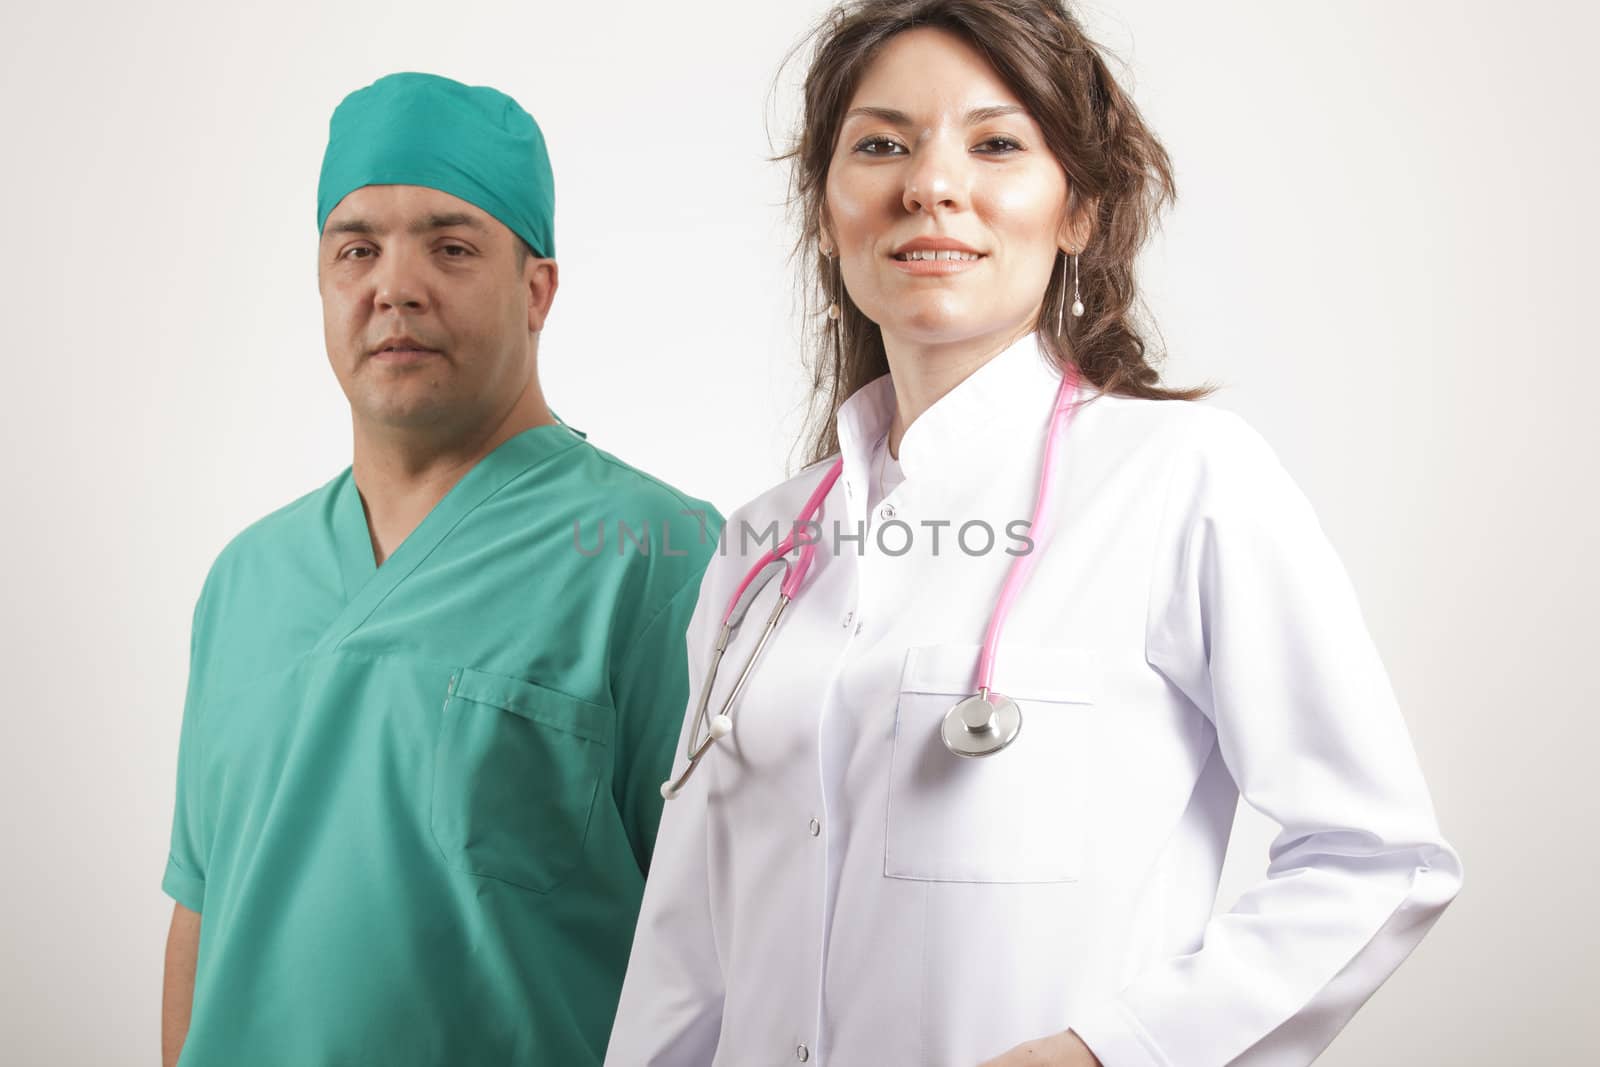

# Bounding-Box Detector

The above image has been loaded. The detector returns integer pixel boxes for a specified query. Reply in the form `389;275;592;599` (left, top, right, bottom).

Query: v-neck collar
325;423;584;647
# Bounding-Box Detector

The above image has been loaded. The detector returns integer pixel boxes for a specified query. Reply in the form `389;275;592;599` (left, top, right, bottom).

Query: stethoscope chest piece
941;691;1022;758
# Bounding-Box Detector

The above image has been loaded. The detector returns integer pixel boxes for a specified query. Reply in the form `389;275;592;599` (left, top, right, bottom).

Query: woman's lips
888;254;986;276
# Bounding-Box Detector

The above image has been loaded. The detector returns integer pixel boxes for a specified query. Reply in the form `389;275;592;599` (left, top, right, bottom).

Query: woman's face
824;27;1073;353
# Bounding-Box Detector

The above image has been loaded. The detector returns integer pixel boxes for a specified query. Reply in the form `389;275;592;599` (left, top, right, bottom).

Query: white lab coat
607;333;1461;1067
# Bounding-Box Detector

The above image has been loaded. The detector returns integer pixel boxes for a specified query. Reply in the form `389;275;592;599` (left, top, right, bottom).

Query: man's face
317;184;545;436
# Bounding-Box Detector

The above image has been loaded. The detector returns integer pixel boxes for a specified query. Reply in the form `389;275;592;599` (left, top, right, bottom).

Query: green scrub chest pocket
431;666;613;894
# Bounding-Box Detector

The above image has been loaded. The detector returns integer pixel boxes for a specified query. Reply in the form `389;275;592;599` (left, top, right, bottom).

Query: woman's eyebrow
842;104;1027;126
844;106;913;125
966;104;1026;123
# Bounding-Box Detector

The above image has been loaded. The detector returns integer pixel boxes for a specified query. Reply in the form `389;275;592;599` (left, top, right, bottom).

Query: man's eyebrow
322;212;489;238
841;104;1028;126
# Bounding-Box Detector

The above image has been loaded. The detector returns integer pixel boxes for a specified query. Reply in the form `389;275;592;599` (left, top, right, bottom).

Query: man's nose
372;245;429;311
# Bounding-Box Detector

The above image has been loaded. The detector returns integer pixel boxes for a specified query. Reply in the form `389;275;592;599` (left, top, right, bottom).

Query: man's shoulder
200;470;348;595
564;441;724;535
540;444;725;618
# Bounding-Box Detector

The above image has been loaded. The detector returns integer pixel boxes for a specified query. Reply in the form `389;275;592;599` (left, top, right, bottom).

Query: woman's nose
902;138;969;216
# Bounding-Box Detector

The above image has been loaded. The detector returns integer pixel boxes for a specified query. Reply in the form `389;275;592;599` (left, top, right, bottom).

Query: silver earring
823;246;842;321
1057;250;1083;335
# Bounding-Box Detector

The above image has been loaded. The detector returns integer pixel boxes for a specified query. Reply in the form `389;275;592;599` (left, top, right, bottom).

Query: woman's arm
1069;411;1463;1067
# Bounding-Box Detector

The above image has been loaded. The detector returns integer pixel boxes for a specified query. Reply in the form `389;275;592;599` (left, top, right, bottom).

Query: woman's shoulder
1083;388;1281;471
720;456;841;534
1068;391;1310;535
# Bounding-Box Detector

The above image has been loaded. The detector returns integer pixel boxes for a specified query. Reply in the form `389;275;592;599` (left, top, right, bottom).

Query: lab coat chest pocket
885;644;1098;883
430;667;612;894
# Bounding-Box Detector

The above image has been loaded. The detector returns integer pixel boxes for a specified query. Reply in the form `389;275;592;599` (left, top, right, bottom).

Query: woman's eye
975;136;1024;154
853;136;906;156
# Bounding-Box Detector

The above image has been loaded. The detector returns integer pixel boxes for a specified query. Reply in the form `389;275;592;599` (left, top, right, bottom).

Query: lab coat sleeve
1068;410;1463;1067
605;552;728;1066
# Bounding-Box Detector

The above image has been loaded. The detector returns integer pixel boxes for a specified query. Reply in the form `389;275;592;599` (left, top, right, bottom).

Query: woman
608;2;1462;1064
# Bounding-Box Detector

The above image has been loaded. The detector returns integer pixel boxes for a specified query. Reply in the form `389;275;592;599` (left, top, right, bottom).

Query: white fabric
868;429;905;514
606;332;1462;1067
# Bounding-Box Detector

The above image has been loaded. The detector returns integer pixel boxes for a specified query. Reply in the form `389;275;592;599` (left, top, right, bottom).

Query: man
160;72;721;1066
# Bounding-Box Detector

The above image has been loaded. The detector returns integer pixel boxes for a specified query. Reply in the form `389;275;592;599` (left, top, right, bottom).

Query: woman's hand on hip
978;1028;1103;1067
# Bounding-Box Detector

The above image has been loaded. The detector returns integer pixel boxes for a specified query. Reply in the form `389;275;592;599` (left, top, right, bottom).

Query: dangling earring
1071;250;1084;319
821;241;844;354
1056;250;1072;336
821;242;842;320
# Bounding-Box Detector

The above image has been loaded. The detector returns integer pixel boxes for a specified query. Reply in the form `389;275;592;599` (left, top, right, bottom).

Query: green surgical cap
317;72;555;259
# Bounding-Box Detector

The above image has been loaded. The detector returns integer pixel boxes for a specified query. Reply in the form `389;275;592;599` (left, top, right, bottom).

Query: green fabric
317;71;556;258
164;424;721;1065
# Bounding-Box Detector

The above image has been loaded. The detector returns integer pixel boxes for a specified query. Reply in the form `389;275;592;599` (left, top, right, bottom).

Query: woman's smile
888;236;988;275
823;27;1071;348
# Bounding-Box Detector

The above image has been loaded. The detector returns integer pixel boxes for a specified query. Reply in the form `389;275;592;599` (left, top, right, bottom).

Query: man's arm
608;505;723;872
609;570;712;872
606;556;728;1065
162;902;200;1067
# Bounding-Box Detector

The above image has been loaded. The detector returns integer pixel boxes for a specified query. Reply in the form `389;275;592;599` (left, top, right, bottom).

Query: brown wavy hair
780;0;1218;466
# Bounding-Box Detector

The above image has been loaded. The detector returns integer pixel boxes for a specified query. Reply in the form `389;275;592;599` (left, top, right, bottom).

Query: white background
2;0;1594;1062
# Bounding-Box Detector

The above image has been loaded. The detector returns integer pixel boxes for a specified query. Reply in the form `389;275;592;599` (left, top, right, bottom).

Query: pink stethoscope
661;360;1085;800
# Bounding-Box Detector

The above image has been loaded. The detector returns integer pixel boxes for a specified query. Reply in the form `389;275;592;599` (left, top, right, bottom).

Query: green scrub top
163;423;722;1066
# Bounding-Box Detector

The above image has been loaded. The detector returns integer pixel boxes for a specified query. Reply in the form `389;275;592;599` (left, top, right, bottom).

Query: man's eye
853;136;906;155
441;245;470;256
344;247;374;260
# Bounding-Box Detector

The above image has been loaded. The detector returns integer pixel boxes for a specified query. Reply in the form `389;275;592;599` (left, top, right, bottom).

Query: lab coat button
879;503;896;520
808;818;820;837
796;1045;810;1062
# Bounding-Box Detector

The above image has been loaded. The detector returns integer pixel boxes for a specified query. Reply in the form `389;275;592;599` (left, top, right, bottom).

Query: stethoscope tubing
662;360;1085;798
975;362;1083;694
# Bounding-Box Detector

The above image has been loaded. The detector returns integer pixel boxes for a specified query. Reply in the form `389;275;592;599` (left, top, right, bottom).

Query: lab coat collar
834;331;1086;501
